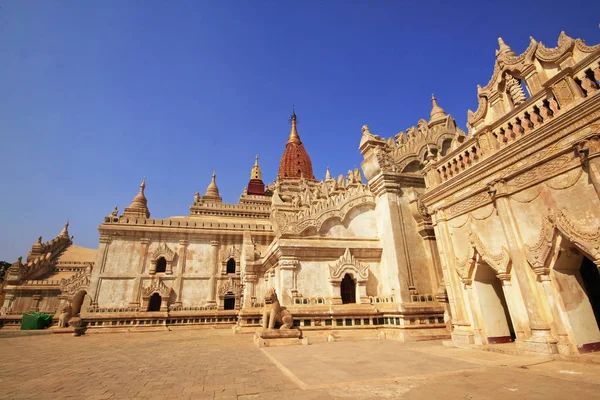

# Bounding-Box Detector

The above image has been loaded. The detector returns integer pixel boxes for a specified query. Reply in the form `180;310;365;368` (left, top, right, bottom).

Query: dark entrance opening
581;256;600;331
147;293;162;311
156;257;167;273
226;258;236;274
341;274;356;304
224;296;235;310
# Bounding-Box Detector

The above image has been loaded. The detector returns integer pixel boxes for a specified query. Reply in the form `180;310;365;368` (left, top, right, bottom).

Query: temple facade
2;32;599;356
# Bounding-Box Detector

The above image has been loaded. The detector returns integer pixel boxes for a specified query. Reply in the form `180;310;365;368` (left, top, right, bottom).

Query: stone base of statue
52;317;86;337
254;328;302;348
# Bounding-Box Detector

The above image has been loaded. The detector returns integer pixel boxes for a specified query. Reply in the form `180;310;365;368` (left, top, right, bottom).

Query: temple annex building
2;32;600;357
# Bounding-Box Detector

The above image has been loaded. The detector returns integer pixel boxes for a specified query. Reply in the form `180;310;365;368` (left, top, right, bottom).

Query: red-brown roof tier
277;111;316;180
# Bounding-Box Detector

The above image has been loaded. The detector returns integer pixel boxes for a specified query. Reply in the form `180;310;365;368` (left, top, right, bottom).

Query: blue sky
1;0;599;261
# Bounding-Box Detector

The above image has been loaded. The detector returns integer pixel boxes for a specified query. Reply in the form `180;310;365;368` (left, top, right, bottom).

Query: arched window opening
580;257;600;331
147;293;162;312
440;139;453;157
341;274;356;304
402;160;422;173
554;246;600;350
226;258;236;274
224;295;236;310
156;257;167;273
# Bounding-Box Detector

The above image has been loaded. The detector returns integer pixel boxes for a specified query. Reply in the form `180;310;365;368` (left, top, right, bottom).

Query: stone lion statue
58;301;72;328
261;288;293;330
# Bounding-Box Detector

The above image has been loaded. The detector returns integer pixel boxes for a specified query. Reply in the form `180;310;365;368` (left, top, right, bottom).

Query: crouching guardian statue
261;288;293;330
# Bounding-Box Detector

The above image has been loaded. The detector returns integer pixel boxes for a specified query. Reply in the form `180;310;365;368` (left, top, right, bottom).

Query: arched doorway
71;290;87;315
226;258;236;274
554;245;600;350
473;262;515;343
224;295;235;310
147;293;162;312
155;257;167;273
341;274;356;304
580;257;600;331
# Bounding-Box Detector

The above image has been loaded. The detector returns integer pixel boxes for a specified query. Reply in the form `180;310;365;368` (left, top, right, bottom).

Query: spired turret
429;94;447;123
277;109;316;180
123;178;151;218
202;172;222;203
247;155;265;196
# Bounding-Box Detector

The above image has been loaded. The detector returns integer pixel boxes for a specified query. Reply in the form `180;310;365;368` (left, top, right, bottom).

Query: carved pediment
141;280;172;298
468;32;600;132
455;231;511;280
329;248;369;283
281;185;375;236
220;246;241;263
60;269;91;296
218;277;242;296
151;243;175;262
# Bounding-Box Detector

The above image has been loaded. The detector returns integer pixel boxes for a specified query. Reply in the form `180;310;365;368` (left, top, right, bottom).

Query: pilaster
89;234;112;309
370;172;416;301
207;241;219;304
129;238;150;307
173;239;188;307
488;179;558;354
277;256;298;306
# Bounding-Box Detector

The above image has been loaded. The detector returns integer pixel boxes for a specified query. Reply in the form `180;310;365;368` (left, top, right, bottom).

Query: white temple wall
97;278;134;307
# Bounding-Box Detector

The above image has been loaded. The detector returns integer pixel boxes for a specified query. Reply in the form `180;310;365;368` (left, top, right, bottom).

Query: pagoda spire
288;106;301;144
247;156;266;196
277;109;316;180
59;219;70;239
429;94;447;122
123;178;151;218
201;172;223;203
496;37;516;58
250;155;262;180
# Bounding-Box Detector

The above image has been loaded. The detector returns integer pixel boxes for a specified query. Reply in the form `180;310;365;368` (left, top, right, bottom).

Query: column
129;238;150;308
173;239;188;307
207;241;219;304
488;179;557;353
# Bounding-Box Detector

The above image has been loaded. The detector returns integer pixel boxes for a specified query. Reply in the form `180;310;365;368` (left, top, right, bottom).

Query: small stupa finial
429;94;447;121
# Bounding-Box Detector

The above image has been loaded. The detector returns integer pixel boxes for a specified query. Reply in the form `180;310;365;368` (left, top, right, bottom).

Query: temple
2;32;600;357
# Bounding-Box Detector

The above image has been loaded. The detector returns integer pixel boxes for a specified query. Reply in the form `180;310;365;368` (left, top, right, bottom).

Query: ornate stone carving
57;300;72;328
220;246;241;263
329;248;369;283
141;280;172;299
455;231;511;280
549;209;600;261
218;277;242;296
60;268;92;296
151;243;175;262
261;288;293;330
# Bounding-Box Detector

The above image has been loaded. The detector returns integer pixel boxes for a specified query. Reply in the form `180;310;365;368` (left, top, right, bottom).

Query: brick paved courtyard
1;329;600;399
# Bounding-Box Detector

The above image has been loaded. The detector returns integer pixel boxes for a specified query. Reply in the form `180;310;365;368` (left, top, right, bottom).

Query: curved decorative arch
141;279;173;299
329;248;369;283
525;210;600;276
283;188;376;236
220;246;241;263
455;231;511;281
150;243;176;274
